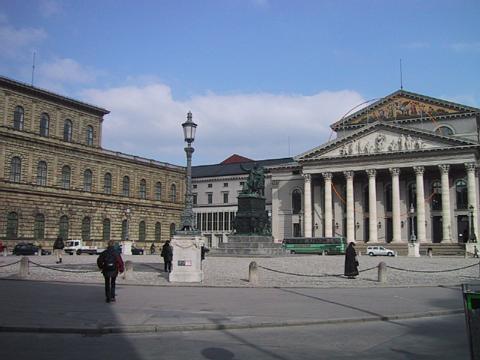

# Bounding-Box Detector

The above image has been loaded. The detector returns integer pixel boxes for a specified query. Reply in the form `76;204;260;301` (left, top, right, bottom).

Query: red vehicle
0;241;5;253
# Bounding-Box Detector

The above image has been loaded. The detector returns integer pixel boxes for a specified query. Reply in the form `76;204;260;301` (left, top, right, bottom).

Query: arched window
408;183;417;210
385;184;392;212
59;215;69;240
170;184;176;202
36;161;47;186
155;222;161;242
13;106;24;130
61;165;71;189
34;214;45;240
139;221;146;242
121;219;128;240
435;126;454;136
155;182;162;200
10;156;21;182
456;179;468;210
40;113;49;137
63;119;72;142
86;125;94;146
104;173;112;194
83;169;93;192
122;176;130;196
169;223;176;239
102;218;111;241
6;212;18;239
139;179;146;199
363;186;369;212
431;180;442;211
292;189;302;214
82;217;91;240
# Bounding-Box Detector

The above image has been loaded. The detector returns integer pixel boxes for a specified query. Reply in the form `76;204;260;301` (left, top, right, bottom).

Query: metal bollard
249;261;258;285
322;250;325;256
3;248;7;257
378;261;387;283
123;260;133;280
19;257;29;278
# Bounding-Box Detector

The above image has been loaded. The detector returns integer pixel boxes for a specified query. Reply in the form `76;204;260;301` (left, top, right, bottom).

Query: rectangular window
193;193;197;205
230;212;235;231
224;211;229;231
240;181;245;187
196;213;201;231
219;212;224;231
223;183;228;187
202;213;207;231
213;212;218;231
208;183;212;188
207;213;212;231
207;193;213;204
223;192;229;204
193;184;197;189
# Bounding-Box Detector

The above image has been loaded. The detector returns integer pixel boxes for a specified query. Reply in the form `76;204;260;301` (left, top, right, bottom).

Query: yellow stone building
0;75;185;250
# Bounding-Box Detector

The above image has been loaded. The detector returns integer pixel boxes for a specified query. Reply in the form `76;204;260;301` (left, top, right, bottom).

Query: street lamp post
469;205;477;243
409;203;416;243
179;111;198;233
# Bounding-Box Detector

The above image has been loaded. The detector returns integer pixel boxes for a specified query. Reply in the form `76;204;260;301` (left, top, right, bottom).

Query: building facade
192;155;292;247
269;90;480;244
0;76;185;250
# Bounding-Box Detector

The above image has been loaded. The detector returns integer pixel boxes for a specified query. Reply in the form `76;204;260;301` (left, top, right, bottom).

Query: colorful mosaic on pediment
350;96;459;125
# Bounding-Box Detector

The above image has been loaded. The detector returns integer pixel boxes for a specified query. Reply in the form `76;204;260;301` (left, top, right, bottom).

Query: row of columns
302;163;478;243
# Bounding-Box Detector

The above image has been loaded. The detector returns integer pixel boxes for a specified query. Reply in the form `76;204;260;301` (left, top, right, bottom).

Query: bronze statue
240;163;265;197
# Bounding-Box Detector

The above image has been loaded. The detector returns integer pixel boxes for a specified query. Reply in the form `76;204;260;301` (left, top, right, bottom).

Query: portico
269;90;480;245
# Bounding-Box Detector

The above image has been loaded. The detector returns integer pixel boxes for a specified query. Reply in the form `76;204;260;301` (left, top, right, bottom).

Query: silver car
366;246;396;256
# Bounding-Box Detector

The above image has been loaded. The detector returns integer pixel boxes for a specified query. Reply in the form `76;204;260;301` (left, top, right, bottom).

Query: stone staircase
214;235;285;257
355;242;466;256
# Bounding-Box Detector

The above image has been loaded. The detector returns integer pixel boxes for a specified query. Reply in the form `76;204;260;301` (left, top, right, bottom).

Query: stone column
439;165;452;243
466;162;478;239
271;180;280;241
303;174;312;238
344;171;355;243
366;169;378;243
390;168;402;243
414;166;426;243
322;172;333;237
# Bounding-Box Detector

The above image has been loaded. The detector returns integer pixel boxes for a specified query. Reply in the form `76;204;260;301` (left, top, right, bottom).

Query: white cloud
449;42;480;52
0;20;46;59
36;58;100;92
82;82;364;165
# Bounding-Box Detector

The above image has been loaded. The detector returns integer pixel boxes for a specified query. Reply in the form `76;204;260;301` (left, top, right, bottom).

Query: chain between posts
28;259;99;273
0;260;21;268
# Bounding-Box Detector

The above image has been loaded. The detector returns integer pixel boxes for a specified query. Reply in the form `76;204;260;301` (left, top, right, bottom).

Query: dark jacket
97;247;125;275
201;245;209;260
344;243;359;277
53;237;65;250
161;243;173;262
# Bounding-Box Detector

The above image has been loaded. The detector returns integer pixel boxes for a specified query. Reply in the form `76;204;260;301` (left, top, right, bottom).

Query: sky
1;0;479;166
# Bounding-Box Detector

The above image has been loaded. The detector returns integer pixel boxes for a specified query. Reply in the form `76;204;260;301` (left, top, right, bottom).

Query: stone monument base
466;243;479;257
216;235;285;256
169;233;203;282
408;242;420;257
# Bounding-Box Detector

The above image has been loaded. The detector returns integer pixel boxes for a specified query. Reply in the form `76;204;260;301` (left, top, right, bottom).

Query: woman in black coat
344;242;359;279
161;240;173;273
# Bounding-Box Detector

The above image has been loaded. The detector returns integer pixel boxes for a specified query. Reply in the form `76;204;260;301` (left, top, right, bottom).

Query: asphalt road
0;314;469;360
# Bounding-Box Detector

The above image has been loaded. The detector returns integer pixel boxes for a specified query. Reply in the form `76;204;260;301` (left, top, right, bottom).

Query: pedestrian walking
53;236;65;264
97;240;124;303
150;243;156;255
201;244;209;261
474;245;479;258
344;242;359;279
161;240;173;272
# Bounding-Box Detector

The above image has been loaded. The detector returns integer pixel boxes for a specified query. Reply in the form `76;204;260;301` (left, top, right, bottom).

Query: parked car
13;243;51;256
366;246;396;256
131;246;144;255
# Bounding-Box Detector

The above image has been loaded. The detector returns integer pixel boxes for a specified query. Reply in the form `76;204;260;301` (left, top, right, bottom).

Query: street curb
0;309;464;335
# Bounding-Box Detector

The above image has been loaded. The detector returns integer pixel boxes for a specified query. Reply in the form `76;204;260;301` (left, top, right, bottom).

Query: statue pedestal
169;233;203;282
408;242;420;257
121;241;132;255
466;243;479;257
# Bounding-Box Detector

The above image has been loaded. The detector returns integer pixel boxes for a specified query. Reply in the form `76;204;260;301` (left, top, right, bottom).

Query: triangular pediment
296;122;478;161
332;90;480;130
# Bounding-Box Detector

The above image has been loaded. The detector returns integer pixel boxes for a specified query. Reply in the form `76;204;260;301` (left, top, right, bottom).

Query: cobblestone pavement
0;253;479;288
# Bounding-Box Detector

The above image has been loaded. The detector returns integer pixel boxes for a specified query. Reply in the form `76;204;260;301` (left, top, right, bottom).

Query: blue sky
1;0;479;165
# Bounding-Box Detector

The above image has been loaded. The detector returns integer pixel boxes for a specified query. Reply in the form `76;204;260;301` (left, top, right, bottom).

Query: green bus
282;237;346;255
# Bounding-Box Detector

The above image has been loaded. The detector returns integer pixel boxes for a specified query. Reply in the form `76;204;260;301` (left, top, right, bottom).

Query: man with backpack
97;240;125;303
53;236;65;264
